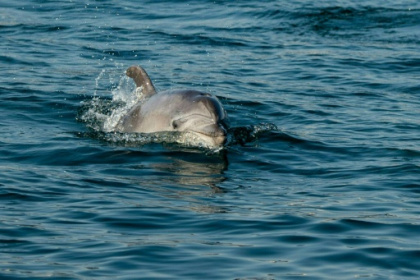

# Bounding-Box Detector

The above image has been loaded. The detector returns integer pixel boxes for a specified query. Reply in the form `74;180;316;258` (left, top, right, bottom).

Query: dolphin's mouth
173;114;227;136
191;123;226;137
189;124;227;147
173;114;228;146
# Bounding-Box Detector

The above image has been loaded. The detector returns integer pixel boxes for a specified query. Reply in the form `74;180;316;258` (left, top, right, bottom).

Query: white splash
102;75;145;132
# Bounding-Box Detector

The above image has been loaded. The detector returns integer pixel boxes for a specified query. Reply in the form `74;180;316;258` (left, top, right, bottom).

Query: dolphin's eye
172;121;178;129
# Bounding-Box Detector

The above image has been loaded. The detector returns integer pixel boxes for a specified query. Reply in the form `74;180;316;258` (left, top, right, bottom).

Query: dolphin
116;65;228;148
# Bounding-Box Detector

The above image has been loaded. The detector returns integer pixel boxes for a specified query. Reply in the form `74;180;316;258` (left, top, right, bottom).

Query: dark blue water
1;0;420;279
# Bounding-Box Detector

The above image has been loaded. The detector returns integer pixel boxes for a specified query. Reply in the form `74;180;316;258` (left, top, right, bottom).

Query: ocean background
1;0;420;279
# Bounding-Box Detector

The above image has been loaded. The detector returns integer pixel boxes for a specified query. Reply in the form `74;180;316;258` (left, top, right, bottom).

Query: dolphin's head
171;91;228;148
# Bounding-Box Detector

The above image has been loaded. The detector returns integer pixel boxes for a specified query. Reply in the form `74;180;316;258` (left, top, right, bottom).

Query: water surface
1;0;420;279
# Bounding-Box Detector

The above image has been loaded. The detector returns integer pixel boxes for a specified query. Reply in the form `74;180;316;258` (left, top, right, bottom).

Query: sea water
1;0;420;279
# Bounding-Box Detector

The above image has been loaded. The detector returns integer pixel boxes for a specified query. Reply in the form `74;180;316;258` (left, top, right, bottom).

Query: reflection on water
153;157;227;189
132;152;229;213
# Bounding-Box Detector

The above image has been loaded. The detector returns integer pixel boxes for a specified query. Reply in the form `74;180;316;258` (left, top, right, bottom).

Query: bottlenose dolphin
116;65;228;148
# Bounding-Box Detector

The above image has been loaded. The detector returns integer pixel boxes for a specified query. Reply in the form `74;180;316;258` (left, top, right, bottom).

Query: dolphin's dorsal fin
126;65;157;98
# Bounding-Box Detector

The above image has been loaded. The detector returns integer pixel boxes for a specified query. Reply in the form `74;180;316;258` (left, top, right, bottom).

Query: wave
287;6;420;42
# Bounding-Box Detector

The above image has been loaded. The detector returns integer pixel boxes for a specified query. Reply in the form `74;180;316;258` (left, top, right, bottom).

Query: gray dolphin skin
116;65;228;148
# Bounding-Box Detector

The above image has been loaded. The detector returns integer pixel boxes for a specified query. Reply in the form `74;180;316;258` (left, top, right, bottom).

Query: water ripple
1;0;420;279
